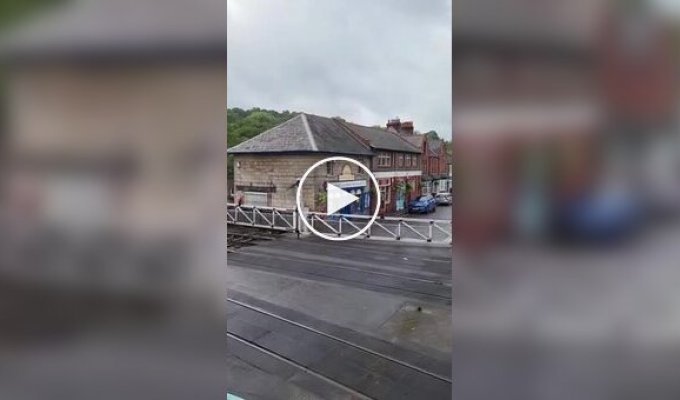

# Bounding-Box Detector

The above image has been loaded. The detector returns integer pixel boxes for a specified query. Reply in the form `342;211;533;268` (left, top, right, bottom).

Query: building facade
425;139;451;194
0;0;228;305
453;0;678;246
229;113;422;215
233;153;372;213
2;0;227;239
385;118;451;196
341;122;422;214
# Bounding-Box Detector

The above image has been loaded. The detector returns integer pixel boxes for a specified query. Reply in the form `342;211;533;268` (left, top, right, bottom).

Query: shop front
378;178;392;214
331;179;370;215
395;181;407;212
377;175;421;215
394;177;420;214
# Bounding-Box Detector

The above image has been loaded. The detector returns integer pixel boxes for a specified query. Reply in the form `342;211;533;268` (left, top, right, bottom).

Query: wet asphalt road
406;204;452;220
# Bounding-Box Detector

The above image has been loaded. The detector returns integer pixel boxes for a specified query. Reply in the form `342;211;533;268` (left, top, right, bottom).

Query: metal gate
227;204;451;244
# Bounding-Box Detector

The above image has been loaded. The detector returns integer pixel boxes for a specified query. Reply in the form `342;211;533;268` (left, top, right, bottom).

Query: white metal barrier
227;204;297;231
227;204;451;244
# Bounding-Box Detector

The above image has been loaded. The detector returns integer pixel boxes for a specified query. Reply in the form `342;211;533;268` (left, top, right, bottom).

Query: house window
377;153;392;167
380;186;391;205
397;154;404;167
326;161;333;175
405;154;411;167
422;181;430;195
413;155;419;168
379;179;391;205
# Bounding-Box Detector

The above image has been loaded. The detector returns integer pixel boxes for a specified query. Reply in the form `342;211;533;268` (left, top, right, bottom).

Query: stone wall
233;154;318;209
6;62;226;236
233;154;372;211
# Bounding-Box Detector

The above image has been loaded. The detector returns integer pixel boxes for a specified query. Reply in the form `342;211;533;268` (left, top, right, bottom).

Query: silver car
435;192;452;205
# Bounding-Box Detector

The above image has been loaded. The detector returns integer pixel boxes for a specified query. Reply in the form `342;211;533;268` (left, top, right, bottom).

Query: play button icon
296;156;381;241
326;183;359;215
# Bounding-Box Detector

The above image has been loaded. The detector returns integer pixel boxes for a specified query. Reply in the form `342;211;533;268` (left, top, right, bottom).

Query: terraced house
386;118;452;195
228;113;422;215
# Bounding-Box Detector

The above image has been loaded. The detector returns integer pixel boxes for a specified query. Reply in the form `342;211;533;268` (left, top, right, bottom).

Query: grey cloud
227;0;452;138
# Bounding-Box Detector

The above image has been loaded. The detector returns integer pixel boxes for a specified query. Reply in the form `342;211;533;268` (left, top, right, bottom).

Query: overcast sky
227;0;452;139
655;0;680;14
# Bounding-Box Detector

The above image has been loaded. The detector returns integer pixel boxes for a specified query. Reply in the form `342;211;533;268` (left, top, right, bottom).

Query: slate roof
228;113;421;156
395;133;425;150
0;0;226;61
306;114;373;155
341;122;421;154
228;114;372;156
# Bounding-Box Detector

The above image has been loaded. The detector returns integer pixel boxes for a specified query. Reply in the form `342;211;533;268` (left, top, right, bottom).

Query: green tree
227;107;299;178
0;0;66;138
316;190;327;212
0;0;64;32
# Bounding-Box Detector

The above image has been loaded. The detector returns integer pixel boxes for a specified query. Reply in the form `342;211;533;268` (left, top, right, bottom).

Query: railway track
228;250;452;305
227;227;452;398
227;227;282;251
226;295;451;400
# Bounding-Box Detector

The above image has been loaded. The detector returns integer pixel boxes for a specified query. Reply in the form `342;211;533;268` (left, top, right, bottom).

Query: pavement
227;234;452;399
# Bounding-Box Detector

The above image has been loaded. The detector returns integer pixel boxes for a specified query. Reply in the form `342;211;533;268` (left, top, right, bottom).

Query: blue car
555;188;642;242
409;194;436;214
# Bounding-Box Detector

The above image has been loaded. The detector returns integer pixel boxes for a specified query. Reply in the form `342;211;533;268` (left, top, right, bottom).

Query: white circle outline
296;156;381;241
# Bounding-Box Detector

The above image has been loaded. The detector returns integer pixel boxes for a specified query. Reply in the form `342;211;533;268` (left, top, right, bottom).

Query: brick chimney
386;118;401;132
400;121;414;135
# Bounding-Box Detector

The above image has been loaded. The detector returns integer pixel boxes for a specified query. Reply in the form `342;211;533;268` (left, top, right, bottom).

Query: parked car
409;195;436;214
554;187;642;242
435;192;452;206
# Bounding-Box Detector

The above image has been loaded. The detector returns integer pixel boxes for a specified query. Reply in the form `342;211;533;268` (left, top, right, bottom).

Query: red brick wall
438;147;448;175
598;15;678;123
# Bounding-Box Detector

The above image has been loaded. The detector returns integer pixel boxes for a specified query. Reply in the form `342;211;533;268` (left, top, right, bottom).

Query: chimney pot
386;118;401;132
400;121;414;135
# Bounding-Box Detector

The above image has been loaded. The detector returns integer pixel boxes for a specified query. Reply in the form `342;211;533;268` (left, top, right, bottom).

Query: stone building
0;0;227;303
1;0;226;238
228;113;422;214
